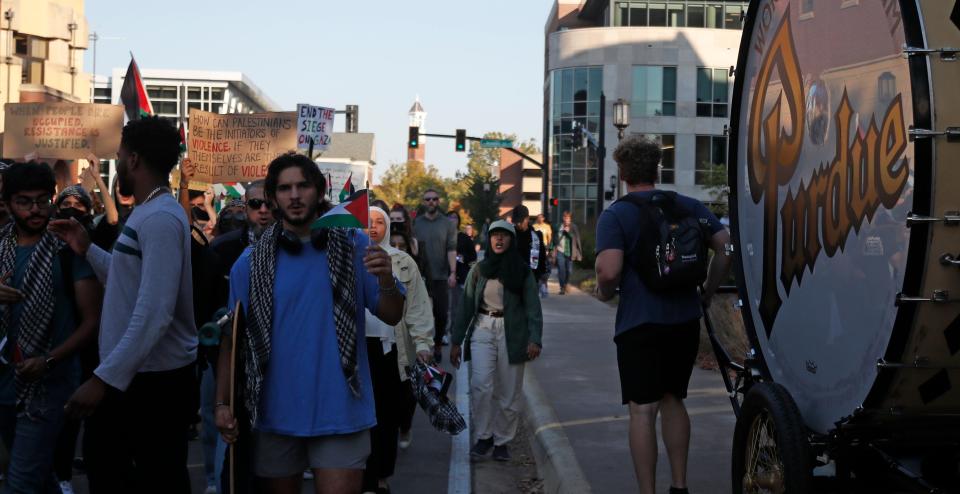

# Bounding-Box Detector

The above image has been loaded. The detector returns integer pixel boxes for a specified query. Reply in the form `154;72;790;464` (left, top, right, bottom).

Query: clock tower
407;96;426;163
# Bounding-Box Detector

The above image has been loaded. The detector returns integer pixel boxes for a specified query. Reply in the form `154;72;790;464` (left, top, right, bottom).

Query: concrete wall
546;26;742;205
499;149;543;218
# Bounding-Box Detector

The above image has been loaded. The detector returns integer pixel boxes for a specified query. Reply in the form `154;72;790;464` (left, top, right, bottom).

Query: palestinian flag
339;172;355;203
178;119;186;154
120;56;153;121
313;189;368;229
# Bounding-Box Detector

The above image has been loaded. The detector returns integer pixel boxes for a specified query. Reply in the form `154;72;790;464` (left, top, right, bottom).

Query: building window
878;72;896;103
632;66;676;116
613;2;748;29
549;67;603;224
696;67;729;117
16;35;48;85
695;135;727;185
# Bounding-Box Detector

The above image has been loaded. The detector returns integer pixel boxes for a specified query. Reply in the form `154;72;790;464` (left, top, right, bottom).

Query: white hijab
366;206;400;347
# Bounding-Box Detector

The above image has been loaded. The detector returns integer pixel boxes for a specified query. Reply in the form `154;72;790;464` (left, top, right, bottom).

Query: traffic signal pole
416;132;544;169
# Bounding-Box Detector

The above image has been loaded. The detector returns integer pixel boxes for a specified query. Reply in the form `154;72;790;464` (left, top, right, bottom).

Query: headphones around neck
277;227;329;255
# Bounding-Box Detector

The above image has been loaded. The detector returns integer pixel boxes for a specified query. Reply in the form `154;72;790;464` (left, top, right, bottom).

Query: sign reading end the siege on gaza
3;102;124;160
187;108;297;183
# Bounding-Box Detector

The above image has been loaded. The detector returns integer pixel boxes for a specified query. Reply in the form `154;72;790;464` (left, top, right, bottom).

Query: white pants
469;314;525;446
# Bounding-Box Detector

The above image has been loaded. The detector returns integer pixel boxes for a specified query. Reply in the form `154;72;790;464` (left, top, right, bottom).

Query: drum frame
720;0;960;490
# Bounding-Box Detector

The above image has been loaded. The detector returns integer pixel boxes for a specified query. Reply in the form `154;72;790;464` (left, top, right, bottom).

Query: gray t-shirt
413;213;456;281
89;194;197;391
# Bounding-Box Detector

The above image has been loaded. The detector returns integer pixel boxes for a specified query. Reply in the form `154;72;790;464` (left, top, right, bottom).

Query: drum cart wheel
732;382;813;494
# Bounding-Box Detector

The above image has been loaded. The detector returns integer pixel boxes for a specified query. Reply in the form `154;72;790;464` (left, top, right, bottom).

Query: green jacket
451;264;543;364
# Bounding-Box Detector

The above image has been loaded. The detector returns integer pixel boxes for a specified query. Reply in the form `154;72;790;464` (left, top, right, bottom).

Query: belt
478;307;504;318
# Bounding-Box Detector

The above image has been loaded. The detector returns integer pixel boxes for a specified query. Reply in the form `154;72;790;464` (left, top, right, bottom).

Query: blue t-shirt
229;230;392;436
596;191;724;337
0;246;95;405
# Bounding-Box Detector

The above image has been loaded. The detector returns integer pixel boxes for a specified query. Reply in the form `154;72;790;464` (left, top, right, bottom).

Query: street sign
480;139;514;148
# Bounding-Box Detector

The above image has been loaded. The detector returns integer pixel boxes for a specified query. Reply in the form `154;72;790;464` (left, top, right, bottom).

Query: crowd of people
0;114;728;494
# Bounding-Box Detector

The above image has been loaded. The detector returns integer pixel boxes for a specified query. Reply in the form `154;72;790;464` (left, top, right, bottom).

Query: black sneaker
434;350;443;364
492;444;511;462
470;438;494;458
668;488;689;494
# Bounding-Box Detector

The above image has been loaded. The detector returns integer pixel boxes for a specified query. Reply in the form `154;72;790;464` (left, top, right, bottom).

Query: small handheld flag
339;172;356;203
313;189;369;229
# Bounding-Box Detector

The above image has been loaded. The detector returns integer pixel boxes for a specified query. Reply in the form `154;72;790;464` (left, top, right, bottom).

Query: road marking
534;405;732;436
448;363;471;494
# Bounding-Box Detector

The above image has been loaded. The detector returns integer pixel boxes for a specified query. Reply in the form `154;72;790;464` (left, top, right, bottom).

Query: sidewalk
528;276;736;493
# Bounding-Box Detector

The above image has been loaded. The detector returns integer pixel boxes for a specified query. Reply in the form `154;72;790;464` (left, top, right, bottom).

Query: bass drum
729;0;960;434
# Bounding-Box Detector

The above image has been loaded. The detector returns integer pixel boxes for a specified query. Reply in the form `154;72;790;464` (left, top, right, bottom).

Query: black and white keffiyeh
0;222;64;413
244;224;360;426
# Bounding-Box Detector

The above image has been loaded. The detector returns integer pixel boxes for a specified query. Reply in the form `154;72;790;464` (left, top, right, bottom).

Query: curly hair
612;136;662;186
121;116;181;177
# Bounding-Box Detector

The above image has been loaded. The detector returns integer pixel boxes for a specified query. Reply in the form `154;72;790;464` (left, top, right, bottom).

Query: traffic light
455;129;466;152
550;198;559;207
408;126;420;149
571;126;583;150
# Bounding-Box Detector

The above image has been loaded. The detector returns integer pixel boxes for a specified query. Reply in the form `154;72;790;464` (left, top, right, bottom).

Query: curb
522;367;593;494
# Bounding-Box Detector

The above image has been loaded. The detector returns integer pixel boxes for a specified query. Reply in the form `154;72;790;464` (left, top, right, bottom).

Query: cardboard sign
296;104;335;152
187;109;297;183
3;103;123;160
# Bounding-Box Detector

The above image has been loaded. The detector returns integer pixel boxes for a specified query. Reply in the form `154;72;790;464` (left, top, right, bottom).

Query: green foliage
576;219;598;269
456;131;539;225
372;160;455;211
701;163;730;218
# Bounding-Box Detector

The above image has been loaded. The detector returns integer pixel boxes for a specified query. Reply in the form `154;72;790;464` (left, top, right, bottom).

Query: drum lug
940;253;960;267
902;45;960;61
905;211;960;227
895;289;950;306
907;125;960;142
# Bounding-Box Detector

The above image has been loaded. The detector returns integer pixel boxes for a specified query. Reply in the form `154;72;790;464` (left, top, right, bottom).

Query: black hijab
479;227;528;294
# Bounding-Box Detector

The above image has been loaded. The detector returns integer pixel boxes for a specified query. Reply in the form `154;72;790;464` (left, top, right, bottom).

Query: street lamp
612;98;630;140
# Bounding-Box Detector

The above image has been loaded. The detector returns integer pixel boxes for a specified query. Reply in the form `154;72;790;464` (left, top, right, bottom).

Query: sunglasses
423;197;440;202
247;198;268;209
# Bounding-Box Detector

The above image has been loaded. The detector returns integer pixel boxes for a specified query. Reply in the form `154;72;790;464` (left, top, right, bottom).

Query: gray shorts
252;428;371;478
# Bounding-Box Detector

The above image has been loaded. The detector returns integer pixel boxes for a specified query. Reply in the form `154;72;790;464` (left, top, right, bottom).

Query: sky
84;0;555;182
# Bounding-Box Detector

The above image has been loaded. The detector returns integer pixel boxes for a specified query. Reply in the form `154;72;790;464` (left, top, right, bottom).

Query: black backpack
618;191;710;293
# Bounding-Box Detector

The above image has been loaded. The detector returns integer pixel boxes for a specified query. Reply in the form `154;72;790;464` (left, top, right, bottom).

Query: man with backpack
595;136;730;494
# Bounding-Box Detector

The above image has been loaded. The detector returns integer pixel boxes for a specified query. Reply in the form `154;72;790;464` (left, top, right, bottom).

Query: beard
117;165;135;197
281;201;319;227
427;205;437;214
13;212;49;235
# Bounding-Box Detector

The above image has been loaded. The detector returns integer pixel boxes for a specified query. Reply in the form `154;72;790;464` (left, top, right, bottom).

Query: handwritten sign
296;104;335;152
3;103;123;160
187;109;297;183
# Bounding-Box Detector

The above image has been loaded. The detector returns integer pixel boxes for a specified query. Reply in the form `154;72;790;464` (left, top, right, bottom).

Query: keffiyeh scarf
0;222;64;413
244;223;360;426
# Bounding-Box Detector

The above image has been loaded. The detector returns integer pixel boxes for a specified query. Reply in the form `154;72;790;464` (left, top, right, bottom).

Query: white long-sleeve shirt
90;194;197;391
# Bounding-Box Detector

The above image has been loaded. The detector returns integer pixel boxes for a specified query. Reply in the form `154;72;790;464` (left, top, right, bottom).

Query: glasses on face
247;198;268;209
423;197;439;203
12;196;53;212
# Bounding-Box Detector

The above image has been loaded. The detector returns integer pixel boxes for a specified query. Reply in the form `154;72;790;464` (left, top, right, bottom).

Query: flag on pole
314;189;368;229
338;172;355;203
178;119;187;154
120;55;153;121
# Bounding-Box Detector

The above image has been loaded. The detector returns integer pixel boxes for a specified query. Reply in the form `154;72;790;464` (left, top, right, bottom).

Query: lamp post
612;98;630;140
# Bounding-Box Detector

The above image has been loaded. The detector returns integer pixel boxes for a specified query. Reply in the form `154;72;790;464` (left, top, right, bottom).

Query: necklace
144;185;171;204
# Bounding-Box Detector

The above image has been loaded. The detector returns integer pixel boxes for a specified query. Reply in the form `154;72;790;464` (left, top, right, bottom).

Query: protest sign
296;104;335;152
188;109;297;183
3;103;123;160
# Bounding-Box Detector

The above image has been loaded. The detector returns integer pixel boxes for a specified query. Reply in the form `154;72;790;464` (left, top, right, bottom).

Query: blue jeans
201;366;218;489
557;252;573;289
0;384;69;494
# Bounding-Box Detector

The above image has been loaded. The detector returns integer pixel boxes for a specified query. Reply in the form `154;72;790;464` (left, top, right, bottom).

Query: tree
373;160;451;211
700;163;730;218
456;132;539;225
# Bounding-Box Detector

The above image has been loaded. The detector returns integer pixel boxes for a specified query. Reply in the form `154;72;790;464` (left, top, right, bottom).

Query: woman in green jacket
450;220;543;462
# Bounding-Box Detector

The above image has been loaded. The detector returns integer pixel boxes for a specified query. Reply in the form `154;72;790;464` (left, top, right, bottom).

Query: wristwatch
44;354;57;371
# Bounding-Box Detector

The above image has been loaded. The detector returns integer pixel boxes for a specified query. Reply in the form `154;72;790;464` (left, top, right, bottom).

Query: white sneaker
442;334;450;345
399;429;412;449
204;485;217;494
303;469;314;480
59;481;76;494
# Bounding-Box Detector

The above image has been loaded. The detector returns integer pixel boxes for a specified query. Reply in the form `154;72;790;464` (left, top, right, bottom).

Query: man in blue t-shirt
595;137;731;494
0;162;100;493
214;153;404;494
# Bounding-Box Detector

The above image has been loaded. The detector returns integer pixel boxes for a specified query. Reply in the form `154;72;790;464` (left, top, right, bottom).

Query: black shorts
615;320;701;405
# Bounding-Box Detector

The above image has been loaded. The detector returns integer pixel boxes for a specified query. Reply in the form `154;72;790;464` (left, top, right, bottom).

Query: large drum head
730;1;918;433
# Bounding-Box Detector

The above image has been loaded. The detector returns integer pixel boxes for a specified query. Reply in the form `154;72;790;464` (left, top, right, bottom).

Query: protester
0;162;101;493
595;136;731;494
88;178;134;251
413;189;457;363
532;214;553;297
50;116;199;493
214;152;404;494
77;157;120;240
448;210;476;335
387;227;424;450
363;206;433;494
389;205;418;256
216;199;247;237
0;162;11;227
554;211;583;295
510;205;547;284
450;220;543;462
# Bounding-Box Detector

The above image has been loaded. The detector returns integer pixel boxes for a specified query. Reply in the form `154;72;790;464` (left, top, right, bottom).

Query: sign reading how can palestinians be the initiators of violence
3;103;124;160
187;108;297;183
